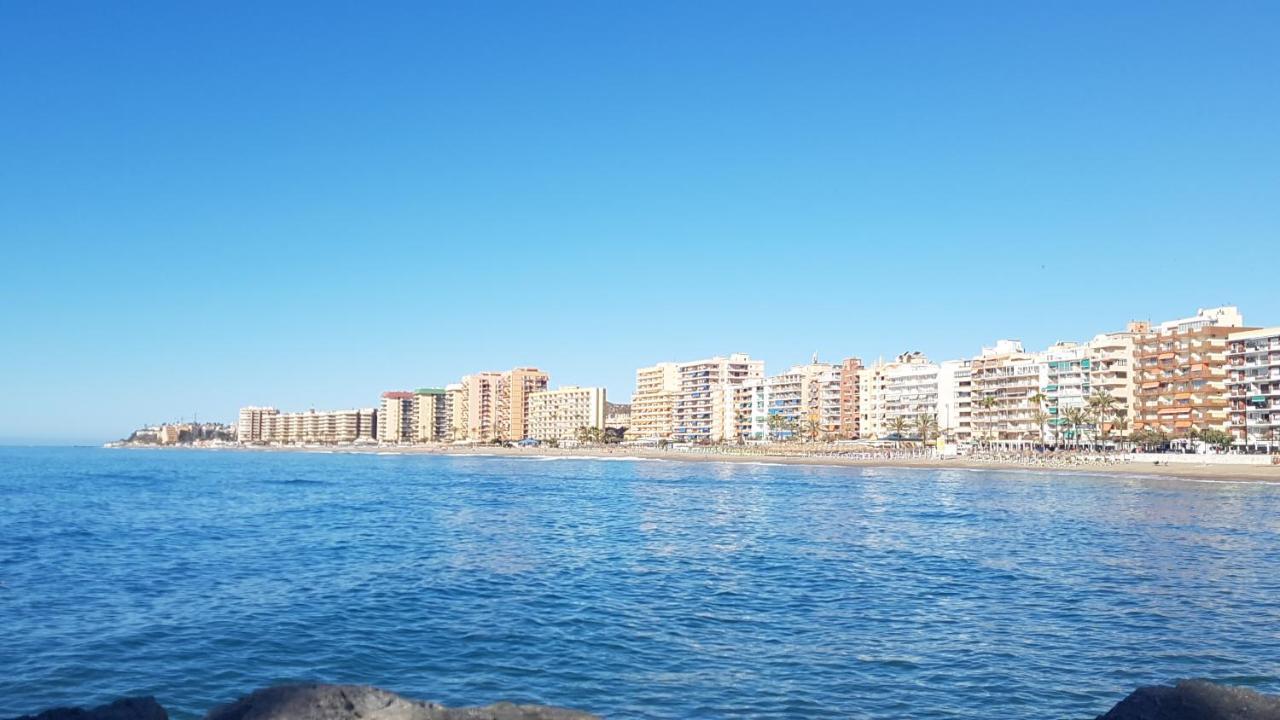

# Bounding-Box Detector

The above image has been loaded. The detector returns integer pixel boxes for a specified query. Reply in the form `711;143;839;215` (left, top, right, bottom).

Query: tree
1088;390;1118;450
1198;428;1234;452
766;413;788;442
977;395;999;449
890;416;909;443
1063;407;1089;450
1111;416;1130;451
1031;409;1050;451
915;413;939;448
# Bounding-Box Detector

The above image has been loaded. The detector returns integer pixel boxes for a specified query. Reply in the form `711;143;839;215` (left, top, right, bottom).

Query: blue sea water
1;448;1279;719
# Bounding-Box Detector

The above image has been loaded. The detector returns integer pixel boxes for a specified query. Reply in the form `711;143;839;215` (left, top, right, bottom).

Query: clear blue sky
2;1;1278;444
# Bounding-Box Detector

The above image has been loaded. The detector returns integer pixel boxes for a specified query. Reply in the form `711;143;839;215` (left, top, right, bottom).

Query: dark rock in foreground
8;685;594;720
204;684;596;720
11;698;168;720
1097;679;1280;720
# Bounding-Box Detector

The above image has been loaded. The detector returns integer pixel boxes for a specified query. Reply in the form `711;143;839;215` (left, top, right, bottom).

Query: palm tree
890;416;909;444
915;413;939;448
978;395;999;450
766;413;787;442
1031;409;1050;451
1088;390;1118;451
1111;416;1130;451
1063;407;1089;450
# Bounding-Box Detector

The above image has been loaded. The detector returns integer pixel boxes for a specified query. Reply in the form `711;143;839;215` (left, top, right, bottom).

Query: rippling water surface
2;448;1279;719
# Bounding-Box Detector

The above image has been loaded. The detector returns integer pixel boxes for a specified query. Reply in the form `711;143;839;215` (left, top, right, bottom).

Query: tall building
838;357;863;439
970;340;1047;449
1227;327;1280;450
445;383;466;441
672;353;764;443
859;352;938;439
460;367;549;442
630;362;680;441
858;362;889;439
1085;322;1147;437
936;359;972;444
528;386;607;442
1044;342;1090;444
237;406;279;444
736;376;769;440
755;357;841;440
501;367;549;441
414;388;450;442
1133;306;1249;440
379;391;416;443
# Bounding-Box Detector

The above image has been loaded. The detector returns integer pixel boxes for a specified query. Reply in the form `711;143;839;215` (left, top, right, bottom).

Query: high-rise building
858;352;938;440
414;388;450;442
838;357;863;439
379;391;416;443
672;353;764;443
753;358;841;440
462;371;503;442
936;359;972;444
1085;322;1147;438
1227;327;1280;450
1133;307;1249;440
501;367;549;441
445;383;466;441
528;386;607;442
237;406;279;444
630;362;680;441
970;340;1047;449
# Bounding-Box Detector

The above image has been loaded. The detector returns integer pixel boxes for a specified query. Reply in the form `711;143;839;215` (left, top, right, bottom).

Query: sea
1;447;1278;719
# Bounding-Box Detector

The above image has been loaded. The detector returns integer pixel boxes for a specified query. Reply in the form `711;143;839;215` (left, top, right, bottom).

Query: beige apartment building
672;353;764;443
1134;307;1248;440
1227;326;1280;450
461;367;549;442
969;340;1047;448
237;406;377;444
445;383;466;441
414;388;450;442
859;352;938;440
378;391;416;443
629;362;680;441
838;357;863;439
528;386;607;442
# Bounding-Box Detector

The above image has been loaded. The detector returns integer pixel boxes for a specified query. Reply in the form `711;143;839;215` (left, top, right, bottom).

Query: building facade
672;353;764;443
936;359;972;444
1133;306;1247;440
969;340;1047;448
238;406;377;444
838;357;863;439
414;388;450;442
528;386;607;442
1227;326;1280;450
379;391;416;443
629;363;680;441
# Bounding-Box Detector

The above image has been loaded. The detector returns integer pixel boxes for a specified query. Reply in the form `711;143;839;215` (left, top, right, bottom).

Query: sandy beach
183;443;1280;483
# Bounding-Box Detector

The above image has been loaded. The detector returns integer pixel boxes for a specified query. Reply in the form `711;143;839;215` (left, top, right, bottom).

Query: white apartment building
672;353;764;443
528;386;607;442
755;358;841;440
970;340;1048;449
936;359;972;444
859;352;938;440
1227;327;1280;449
629;362;680;441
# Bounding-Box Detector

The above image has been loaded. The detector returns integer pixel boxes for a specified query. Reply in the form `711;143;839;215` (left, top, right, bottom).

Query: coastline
113;443;1280;484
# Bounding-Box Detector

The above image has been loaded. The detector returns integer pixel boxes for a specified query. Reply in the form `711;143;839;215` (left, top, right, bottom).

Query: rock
1097;679;1280;720
9;697;167;720
203;684;597;720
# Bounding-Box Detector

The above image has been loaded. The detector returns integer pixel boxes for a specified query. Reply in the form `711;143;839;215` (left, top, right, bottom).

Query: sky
2;1;1278;444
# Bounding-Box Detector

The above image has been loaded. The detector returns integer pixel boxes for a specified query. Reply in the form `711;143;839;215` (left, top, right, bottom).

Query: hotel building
672;353;764;443
528;386;607;442
970;340;1048;448
1227;327;1280;450
838;357;863;439
1133;307;1248;439
629;362;680;441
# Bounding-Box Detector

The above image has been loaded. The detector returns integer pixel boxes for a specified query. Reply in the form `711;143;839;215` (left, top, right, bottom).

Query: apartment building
1043;342;1090;444
858;352;938;439
629;362;680;441
736;377;769;440
1227;327;1280;450
378;391;416;443
936;359;972;444
1085;322;1147;436
414;388;450;442
445;383;466;441
528;386;607;442
970;340;1047;448
238;406;377;444
460;368;549;442
858;362;889;439
673;353;764;443
838;357;863;439
1133;306;1249;439
756;358;841;440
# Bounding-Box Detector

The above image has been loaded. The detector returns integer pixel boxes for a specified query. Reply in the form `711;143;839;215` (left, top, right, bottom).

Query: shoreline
108;443;1280;483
